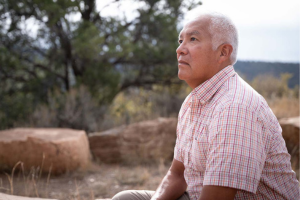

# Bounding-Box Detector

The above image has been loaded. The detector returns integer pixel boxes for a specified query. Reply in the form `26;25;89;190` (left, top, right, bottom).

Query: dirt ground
0;161;170;200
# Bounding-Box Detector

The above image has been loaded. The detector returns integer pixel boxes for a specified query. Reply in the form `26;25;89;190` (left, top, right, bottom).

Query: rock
0;128;91;174
279;116;299;178
89;125;124;163
0;193;57;200
89;118;177;164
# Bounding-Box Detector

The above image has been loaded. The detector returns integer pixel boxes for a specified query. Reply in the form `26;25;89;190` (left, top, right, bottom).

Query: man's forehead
178;29;201;38
178;17;210;38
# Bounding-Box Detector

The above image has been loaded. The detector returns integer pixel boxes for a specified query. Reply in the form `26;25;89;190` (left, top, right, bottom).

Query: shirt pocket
191;125;209;172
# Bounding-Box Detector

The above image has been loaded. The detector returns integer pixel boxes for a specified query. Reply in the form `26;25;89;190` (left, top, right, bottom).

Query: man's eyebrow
187;30;201;36
179;30;201;39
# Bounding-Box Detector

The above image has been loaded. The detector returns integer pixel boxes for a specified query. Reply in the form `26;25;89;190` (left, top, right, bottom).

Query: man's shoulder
225;74;266;107
214;75;271;116
209;75;281;137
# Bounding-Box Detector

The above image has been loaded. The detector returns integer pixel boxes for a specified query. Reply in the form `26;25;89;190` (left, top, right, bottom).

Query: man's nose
176;43;188;55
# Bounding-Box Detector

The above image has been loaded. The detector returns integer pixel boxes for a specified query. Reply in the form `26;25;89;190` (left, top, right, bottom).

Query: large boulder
279;116;299;178
89;118;177;164
0;128;91;174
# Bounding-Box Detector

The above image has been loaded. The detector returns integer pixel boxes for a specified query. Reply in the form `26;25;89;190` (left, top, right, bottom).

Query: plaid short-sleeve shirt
174;65;299;200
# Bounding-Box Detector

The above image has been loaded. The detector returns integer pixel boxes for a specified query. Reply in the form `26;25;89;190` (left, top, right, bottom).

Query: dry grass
267;96;299;119
0;161;170;200
0;161;54;199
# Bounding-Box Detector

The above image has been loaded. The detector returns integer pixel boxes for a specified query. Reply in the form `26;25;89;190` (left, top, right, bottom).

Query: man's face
176;16;219;88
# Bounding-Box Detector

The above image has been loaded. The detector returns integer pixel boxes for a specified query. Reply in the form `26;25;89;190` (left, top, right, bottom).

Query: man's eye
191;37;196;41
178;40;183;44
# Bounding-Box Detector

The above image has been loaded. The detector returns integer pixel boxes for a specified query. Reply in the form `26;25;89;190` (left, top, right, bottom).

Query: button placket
187;96;196;164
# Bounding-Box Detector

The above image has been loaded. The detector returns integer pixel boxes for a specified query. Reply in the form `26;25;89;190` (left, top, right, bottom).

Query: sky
98;0;300;63
183;0;300;63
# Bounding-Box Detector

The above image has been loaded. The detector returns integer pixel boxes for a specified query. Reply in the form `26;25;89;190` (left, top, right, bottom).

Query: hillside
234;61;299;88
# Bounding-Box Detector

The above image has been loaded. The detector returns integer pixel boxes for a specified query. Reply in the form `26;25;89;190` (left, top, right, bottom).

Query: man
112;12;299;200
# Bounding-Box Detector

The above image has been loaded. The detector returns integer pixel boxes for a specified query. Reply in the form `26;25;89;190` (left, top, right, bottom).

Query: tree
0;0;202;129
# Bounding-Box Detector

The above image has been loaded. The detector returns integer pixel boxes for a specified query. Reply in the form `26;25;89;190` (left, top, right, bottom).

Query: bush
250;73;296;99
27;86;106;133
5;73;299;132
103;84;190;129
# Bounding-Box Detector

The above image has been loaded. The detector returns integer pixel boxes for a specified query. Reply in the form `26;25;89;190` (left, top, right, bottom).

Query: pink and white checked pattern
174;65;299;200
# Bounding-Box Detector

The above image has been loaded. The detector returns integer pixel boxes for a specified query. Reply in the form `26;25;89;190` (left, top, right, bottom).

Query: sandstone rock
279;116;299;178
89;118;177;164
0;193;57;200
0;128;91;174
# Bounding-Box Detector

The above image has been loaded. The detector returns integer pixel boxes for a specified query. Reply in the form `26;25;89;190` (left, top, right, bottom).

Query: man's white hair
197;12;239;65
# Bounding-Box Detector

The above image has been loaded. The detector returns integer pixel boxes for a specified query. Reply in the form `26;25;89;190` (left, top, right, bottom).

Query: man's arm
199;185;237;200
151;159;187;200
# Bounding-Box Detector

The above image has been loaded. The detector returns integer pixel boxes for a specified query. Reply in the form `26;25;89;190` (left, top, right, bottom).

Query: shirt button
200;100;205;105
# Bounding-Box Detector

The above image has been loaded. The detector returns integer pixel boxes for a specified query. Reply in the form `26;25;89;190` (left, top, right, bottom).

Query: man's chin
178;71;188;81
177;75;184;81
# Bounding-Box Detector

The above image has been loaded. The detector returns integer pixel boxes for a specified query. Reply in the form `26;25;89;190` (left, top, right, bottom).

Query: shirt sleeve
203;105;266;193
174;137;182;162
174;116;183;163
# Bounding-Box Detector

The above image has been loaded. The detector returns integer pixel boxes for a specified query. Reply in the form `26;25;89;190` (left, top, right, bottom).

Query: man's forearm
151;170;187;200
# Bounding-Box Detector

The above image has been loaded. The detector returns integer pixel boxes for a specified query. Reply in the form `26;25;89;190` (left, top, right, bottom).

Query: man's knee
112;190;154;200
112;190;132;200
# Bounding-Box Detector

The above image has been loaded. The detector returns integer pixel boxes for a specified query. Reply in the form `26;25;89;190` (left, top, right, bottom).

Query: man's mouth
178;60;189;65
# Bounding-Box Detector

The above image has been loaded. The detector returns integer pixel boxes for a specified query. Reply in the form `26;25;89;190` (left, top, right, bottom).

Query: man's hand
151;159;187;200
199;185;237;200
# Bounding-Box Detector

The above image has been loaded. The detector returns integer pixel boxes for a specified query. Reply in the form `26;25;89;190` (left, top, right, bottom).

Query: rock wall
89;118;177;164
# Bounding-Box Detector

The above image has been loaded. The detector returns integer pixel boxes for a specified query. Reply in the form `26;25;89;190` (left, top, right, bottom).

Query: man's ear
218;43;233;63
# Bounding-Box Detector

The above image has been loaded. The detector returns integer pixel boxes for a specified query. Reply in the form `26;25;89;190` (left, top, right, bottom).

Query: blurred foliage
28;86;105;132
249;73;299;119
234;61;299;88
0;0;201;130
16;83;190;132
103;73;299;129
250;73;298;99
9;72;299;132
106;83;191;128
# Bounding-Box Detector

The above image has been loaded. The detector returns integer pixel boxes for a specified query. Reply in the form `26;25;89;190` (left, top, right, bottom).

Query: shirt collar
191;65;236;104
